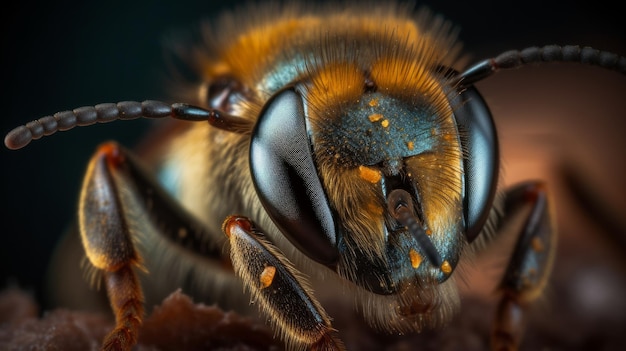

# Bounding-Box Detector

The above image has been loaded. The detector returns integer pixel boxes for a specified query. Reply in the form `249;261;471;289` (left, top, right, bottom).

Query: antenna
4;100;252;150
455;45;626;87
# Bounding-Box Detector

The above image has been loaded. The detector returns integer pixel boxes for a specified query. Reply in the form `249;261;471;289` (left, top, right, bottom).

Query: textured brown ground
0;288;282;351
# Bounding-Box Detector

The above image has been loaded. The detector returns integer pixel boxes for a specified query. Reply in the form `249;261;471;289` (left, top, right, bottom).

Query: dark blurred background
1;0;624;326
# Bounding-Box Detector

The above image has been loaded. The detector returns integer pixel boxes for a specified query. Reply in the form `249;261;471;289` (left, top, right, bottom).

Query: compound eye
450;85;499;242
250;89;339;265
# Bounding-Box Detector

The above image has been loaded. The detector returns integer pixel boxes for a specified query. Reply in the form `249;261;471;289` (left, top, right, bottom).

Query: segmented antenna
455;45;626;87
4;100;251;150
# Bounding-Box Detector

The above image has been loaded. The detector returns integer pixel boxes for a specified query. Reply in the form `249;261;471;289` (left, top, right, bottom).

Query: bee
3;1;625;350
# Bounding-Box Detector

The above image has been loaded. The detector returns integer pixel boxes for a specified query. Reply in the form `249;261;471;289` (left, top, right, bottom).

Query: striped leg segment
78;141;220;351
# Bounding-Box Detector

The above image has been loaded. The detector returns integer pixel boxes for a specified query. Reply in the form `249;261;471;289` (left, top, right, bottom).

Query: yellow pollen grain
358;165;382;183
406;141;414;150
368;113;383;122
368;98;379;107
381;119;389;128
441;260;452;275
409;249;423;269
531;237;544;252
259;265;276;289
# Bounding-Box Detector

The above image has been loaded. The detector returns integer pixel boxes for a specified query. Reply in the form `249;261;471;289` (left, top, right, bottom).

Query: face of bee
239;8;491;295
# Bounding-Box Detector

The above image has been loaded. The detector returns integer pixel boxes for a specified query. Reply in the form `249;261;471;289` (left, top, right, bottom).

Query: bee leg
223;215;345;351
491;181;556;351
79;141;219;351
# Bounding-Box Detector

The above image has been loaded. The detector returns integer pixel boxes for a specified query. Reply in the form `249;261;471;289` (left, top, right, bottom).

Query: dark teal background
1;0;624;308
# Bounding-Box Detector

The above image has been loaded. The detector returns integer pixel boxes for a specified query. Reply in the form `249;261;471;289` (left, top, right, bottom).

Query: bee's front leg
223;215;345;351
491;181;557;351
78;141;220;351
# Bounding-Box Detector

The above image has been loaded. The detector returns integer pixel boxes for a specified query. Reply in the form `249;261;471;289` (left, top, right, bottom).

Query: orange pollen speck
425;229;432;236
409;249;423;269
260;266;276;289
443;133;455;141
358;165;382;183
368;113;383;122
406;141;414;150
531;237;544;252
381;119;389;128
441;261;452;274
368;98;379;107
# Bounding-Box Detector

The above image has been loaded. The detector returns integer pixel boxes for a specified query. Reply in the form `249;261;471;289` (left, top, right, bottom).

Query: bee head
249;70;498;294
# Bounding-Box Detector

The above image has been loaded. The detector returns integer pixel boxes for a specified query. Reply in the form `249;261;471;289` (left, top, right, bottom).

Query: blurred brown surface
0;288;282;351
473;64;626;350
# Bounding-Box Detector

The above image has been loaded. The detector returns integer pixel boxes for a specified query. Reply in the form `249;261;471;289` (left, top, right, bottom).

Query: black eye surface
451;85;499;242
250;89;339;266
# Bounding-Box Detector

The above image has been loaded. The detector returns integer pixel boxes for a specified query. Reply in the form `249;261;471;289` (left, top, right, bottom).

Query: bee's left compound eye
450;84;499;242
250;89;339;266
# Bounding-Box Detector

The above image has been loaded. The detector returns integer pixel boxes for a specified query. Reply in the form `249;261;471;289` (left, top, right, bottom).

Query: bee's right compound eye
249;89;340;266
